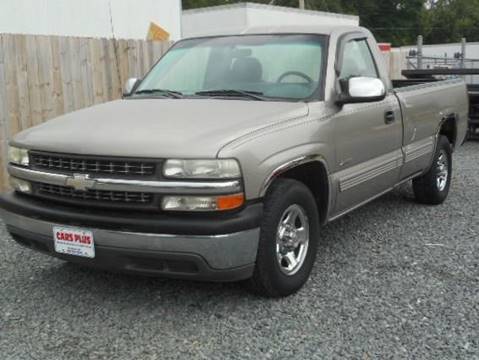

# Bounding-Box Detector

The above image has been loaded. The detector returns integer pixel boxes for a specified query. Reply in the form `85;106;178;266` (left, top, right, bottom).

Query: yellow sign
147;22;170;41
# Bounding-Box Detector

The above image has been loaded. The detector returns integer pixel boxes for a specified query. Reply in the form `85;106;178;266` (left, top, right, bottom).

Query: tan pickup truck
1;25;468;297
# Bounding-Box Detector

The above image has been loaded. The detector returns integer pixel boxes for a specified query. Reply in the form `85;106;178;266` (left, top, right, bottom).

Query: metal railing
406;36;479;84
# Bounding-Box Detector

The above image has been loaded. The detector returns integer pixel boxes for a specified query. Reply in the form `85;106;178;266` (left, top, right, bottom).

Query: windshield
134;34;327;101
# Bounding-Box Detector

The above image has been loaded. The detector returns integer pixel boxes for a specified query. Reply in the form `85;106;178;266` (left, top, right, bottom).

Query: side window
340;39;378;79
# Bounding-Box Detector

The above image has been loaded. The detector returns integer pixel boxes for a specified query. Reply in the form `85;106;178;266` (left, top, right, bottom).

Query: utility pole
299;0;305;9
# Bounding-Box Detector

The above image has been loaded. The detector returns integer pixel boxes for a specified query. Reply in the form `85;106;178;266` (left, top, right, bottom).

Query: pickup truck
0;25;468;297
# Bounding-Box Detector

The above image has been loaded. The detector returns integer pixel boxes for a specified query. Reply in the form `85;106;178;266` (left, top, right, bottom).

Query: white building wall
246;5;359;28
182;3;359;38
388;48;409;80
0;0;182;40
182;6;248;38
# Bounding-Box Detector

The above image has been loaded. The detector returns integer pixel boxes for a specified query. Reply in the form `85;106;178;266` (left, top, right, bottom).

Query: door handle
384;110;395;124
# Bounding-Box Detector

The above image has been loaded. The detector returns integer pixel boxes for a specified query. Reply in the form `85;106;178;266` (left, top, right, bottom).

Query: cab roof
183;25;370;40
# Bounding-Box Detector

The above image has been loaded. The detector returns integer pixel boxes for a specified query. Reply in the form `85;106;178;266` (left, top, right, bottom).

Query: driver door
331;36;403;217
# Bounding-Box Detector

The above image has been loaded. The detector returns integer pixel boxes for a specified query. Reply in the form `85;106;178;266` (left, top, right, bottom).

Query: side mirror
123;78;141;97
337;77;386;105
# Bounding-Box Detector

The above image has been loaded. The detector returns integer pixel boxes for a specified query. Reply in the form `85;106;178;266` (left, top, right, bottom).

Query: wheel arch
260;155;331;225
438;113;458;149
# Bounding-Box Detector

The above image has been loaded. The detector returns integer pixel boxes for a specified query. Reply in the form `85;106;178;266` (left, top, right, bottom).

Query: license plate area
53;226;95;258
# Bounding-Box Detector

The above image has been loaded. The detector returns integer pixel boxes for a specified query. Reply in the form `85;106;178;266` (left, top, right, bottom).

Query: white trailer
182;3;359;38
0;0;182;40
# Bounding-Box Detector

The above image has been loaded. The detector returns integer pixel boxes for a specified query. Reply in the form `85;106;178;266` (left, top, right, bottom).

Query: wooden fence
0;33;172;191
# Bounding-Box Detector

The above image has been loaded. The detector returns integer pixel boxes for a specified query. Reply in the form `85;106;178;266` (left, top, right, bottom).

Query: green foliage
182;0;479;46
422;0;479;44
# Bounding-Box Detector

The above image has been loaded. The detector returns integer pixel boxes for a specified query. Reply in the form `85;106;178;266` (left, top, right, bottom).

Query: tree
423;0;479;44
352;0;425;45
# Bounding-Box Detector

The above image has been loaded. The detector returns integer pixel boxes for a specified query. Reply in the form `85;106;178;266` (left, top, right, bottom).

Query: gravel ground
0;142;478;360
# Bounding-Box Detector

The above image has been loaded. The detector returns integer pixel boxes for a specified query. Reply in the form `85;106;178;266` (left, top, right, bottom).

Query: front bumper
0;192;262;281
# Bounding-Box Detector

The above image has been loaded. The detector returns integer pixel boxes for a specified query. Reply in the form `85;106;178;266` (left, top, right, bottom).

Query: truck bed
390;77;469;156
399;69;479;139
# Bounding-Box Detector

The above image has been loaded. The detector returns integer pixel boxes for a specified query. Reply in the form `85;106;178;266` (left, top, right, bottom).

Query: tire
413;135;452;205
246;178;320;297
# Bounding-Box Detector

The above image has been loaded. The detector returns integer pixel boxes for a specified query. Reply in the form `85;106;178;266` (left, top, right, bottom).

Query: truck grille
30;152;156;176
36;183;154;205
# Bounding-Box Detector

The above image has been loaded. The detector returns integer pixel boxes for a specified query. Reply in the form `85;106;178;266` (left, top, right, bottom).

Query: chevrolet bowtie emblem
65;173;96;191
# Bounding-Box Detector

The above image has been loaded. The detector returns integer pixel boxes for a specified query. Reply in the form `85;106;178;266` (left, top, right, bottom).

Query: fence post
461;38;466;69
417;35;423;70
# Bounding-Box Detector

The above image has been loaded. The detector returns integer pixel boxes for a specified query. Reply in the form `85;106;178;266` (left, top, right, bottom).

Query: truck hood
13;99;309;158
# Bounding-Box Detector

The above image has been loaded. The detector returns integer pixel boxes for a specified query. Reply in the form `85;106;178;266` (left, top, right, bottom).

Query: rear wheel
246;179;320;297
413;135;452;205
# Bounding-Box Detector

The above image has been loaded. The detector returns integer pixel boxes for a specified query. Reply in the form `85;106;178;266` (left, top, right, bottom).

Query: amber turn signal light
216;193;245;211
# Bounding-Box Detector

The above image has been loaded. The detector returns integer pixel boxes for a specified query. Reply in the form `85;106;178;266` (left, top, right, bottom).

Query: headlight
8;146;29;166
163;159;241;179
162;193;244;212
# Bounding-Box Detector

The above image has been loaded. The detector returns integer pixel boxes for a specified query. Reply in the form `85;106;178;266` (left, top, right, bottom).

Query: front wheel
413;135;452;205
246;179;320;297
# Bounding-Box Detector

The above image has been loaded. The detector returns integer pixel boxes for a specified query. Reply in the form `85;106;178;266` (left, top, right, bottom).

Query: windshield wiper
195;89;266;101
134;89;183;98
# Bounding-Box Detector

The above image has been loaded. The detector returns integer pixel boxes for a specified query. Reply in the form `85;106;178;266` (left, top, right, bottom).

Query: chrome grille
30;153;156;176
37;183;153;204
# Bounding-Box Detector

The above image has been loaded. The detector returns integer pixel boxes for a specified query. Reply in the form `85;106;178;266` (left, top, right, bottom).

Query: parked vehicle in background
0;25;468;297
